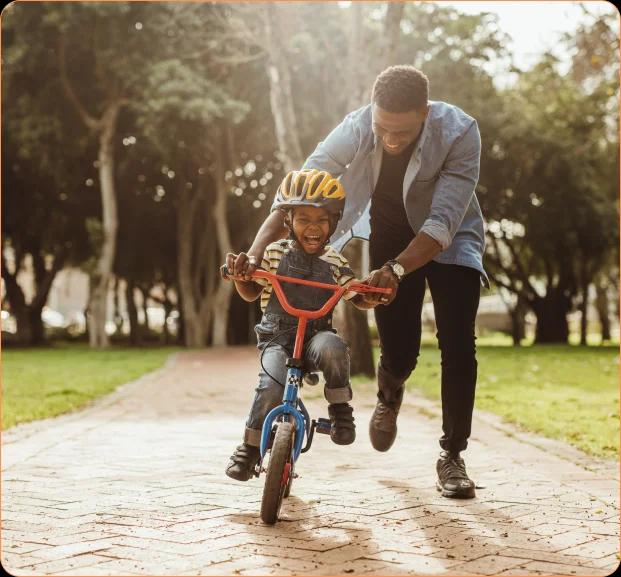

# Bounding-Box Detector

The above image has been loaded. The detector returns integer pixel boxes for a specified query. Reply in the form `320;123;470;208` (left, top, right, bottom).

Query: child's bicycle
223;266;391;524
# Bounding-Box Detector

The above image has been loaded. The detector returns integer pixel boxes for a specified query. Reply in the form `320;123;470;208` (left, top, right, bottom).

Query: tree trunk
340;240;375;377
1;249;63;346
125;278;141;346
177;187;207;347
346;2;366;111
509;295;527;346
162;292;173;345
113;277;123;335
139;286;150;332
595;280;612;342
532;289;571;344
381;2;405;67
211;126;234;346
263;4;304;171
89;102;121;348
579;282;589;346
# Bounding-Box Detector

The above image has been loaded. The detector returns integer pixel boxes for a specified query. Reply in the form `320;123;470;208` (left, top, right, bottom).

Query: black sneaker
436;451;476;499
328;403;356;445
225;443;260;481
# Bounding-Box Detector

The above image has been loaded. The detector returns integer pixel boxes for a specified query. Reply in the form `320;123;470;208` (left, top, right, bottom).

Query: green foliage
2;1;618;346
412;344;619;459
355;344;619;459
1;345;178;429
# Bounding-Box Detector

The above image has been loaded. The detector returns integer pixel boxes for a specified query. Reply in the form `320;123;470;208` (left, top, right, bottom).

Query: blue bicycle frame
259;365;307;461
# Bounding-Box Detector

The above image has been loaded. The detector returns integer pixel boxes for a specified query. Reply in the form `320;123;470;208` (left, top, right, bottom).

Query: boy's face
291;206;331;254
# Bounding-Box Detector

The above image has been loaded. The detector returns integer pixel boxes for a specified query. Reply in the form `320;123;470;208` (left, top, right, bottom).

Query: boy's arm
233;279;262;302
343;279;377;310
350;291;377;310
225;250;271;302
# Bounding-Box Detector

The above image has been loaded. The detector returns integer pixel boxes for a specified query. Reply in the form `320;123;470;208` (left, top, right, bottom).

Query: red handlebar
225;268;391;320
224;267;392;360
254;270;390;320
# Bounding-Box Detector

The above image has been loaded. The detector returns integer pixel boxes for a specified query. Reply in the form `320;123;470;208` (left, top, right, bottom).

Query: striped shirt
255;240;356;313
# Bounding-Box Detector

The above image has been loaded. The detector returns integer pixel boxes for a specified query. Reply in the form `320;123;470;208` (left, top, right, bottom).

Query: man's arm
418;120;481;250
247;210;289;262
303;111;360;176
224;211;288;281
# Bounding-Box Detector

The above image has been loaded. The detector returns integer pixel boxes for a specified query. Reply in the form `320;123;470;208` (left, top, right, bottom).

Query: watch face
394;263;405;277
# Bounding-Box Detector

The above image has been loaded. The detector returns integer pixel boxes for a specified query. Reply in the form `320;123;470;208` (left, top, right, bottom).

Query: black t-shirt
369;140;417;267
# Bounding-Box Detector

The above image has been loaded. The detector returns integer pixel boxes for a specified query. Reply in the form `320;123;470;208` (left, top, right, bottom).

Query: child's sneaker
225;443;260;481
328;403;356;445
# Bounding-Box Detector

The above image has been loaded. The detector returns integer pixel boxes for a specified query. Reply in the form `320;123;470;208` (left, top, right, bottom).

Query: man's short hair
372;65;429;113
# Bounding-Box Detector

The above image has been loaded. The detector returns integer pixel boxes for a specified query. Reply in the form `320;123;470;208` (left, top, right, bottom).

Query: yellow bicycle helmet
273;169;346;220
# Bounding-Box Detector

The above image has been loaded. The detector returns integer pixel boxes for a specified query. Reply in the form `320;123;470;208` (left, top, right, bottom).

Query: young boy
224;169;376;482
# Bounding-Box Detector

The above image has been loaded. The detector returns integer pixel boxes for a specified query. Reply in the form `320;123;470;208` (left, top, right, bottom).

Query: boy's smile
291;206;331;254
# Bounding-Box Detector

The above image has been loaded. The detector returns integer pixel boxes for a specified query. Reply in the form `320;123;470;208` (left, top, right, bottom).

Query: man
230;65;487;499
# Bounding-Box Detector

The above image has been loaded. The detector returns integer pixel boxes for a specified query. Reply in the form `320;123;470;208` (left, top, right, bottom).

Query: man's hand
363;266;399;306
222;252;259;281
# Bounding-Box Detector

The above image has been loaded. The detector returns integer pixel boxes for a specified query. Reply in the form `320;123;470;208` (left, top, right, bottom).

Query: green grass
356;342;619;460
1;344;178;429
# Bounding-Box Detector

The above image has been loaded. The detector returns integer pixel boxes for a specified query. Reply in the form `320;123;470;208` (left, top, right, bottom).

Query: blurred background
1;0;619;353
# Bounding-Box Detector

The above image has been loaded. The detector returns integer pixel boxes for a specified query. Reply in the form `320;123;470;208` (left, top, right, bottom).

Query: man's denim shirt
288;101;489;287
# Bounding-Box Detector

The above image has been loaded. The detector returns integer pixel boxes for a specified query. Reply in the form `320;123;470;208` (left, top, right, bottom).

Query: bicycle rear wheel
260;421;294;524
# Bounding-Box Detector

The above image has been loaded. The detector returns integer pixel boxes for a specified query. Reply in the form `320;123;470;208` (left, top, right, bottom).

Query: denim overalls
244;241;352;447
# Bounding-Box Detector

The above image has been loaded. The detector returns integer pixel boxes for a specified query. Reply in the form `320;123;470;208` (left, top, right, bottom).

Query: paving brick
15;554;114;575
449;554;527;575
519;559;612;575
2;348;619;576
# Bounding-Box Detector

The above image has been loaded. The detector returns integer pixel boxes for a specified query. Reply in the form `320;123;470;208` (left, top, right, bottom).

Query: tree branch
57;35;101;131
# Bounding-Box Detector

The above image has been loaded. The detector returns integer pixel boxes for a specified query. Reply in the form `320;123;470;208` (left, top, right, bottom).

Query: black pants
371;251;481;453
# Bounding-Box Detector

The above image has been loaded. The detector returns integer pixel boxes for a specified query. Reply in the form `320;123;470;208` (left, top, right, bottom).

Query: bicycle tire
260;421;294;524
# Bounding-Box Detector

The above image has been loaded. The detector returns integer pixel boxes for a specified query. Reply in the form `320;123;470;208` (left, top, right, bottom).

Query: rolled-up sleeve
419;120;481;250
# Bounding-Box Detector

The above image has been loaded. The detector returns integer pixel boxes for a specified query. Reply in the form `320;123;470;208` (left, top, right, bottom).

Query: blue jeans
244;330;352;446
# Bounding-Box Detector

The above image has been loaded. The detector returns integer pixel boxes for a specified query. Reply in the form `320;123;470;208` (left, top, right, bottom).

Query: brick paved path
2;348;619;576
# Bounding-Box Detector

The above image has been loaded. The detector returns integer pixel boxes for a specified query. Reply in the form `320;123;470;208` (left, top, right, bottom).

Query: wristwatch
383;260;405;283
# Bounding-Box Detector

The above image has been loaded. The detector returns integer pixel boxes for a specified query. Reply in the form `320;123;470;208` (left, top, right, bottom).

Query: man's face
371;103;428;156
291;206;331;254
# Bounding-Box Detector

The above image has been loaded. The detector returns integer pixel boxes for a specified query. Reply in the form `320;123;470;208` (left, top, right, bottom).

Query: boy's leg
226;345;288;481
305;331;355;445
245;345;289;444
305;331;352;404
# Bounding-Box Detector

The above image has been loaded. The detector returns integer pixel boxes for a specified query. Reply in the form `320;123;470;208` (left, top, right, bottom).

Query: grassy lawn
356;340;619;460
1;344;178;429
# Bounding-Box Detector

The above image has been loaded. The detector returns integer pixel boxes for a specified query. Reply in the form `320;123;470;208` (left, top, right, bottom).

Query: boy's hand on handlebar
223;252;259;281
363;267;399;306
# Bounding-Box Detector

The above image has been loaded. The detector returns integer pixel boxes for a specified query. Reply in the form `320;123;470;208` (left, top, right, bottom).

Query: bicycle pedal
315;417;332;435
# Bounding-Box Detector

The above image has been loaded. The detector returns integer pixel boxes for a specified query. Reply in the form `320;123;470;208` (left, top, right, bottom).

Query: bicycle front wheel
260;421;294;524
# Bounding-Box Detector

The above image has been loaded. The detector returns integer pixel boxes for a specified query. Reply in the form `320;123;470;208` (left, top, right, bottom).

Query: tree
2;4;95;345
482;53;618;343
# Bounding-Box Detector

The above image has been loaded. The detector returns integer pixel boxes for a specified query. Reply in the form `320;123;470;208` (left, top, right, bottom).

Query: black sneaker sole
436;481;476;499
